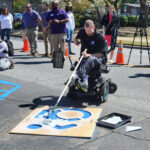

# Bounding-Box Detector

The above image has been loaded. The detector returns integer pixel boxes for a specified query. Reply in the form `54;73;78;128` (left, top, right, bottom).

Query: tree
13;0;28;13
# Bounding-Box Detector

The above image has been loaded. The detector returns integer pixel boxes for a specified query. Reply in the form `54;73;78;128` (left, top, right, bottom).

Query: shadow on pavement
130;65;150;68
18;95;102;110
15;61;52;65
14;55;52;60
129;73;150;78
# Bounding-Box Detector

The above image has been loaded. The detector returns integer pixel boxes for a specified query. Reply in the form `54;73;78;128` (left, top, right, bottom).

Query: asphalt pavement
0;37;150;150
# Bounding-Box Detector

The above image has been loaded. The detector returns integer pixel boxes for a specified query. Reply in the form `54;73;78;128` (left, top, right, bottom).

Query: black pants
106;27;118;51
76;56;103;79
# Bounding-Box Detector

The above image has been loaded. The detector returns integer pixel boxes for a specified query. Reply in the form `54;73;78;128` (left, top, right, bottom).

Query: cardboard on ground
10;106;102;138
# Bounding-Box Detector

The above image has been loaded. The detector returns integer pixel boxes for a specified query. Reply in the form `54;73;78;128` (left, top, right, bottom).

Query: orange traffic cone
23;37;30;52
116;40;124;64
65;43;69;57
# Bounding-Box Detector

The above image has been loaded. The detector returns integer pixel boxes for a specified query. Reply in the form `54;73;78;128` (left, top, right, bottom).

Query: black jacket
76;28;106;54
101;12;120;35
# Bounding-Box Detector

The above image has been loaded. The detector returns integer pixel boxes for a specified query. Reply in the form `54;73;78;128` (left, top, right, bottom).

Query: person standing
46;0;69;56
101;5;120;63
41;2;54;58
22;3;41;57
0;8;13;40
66;2;75;55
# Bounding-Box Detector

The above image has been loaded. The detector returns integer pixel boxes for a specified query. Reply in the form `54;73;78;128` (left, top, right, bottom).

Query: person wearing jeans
66;2;75;55
0;8;13;40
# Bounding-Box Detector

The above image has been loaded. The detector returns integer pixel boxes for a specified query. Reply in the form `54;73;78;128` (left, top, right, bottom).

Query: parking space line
0;80;22;101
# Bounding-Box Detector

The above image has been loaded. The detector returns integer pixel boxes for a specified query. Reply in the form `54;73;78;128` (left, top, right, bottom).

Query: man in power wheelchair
66;20;117;102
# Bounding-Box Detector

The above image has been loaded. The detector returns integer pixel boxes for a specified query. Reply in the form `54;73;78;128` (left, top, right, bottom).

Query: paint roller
47;49;87;118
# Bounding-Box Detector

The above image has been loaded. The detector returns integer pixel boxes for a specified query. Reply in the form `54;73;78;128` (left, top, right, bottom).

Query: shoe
69;52;75;55
33;52;38;57
109;59;113;63
41;53;47;57
9;60;14;69
76;80;88;93
27;52;33;56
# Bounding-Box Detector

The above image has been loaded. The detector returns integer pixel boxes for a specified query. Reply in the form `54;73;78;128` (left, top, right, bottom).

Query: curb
11;34;150;50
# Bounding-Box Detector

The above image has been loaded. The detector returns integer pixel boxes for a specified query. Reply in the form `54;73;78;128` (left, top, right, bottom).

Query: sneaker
76;80;88;93
109;59;113;63
41;53;47;57
42;53;51;58
70;52;75;55
33;52;38;57
9;60;14;69
27;52;33;56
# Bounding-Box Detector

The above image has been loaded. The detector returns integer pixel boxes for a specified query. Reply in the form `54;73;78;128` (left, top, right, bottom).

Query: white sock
83;76;88;85
73;73;78;79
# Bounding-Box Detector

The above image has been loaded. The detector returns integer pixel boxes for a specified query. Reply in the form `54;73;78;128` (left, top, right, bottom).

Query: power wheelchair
66;42;117;103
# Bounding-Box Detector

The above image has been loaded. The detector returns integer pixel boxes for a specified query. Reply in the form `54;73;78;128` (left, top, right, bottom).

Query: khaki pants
26;27;38;54
51;33;65;55
43;28;54;54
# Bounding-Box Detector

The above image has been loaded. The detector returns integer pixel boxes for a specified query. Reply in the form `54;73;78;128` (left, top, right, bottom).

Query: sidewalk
11;27;150;47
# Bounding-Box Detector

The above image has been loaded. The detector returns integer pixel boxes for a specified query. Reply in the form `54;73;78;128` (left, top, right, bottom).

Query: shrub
74;13;97;28
119;16;128;27
127;16;137;26
148;16;150;26
14;22;21;29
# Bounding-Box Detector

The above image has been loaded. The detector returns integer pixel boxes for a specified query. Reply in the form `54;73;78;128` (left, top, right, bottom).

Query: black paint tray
97;113;132;129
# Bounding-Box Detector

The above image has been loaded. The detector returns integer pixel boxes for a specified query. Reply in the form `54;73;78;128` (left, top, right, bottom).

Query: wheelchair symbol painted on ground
0;79;22;100
28;108;91;130
10;106;102;138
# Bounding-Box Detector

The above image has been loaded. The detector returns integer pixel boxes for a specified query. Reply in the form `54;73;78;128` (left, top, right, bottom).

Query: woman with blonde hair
0;8;13;40
101;5;120;63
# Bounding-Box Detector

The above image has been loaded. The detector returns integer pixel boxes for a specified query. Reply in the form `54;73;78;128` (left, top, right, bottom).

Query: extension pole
48;50;87;117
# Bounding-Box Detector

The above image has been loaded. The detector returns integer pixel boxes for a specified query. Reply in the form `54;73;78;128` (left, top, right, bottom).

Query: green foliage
127;16;137;26
14;22;21;29
119;16;128;27
119;15;139;27
72;0;92;13
13;0;28;13
75;13;97;28
148;16;150;26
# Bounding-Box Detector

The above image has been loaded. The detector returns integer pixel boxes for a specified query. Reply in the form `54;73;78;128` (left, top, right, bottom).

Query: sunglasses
26;6;31;8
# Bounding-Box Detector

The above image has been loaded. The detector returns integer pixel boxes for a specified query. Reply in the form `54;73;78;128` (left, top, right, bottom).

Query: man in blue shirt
23;3;41;57
41;2;53;58
46;0;69;56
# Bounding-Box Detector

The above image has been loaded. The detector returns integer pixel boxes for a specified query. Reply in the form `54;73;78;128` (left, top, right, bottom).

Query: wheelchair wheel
109;82;117;94
100;82;109;103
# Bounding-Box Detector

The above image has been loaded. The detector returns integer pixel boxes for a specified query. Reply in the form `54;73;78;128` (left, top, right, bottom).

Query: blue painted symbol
30;108;91;130
28;124;42;129
0;79;22;100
